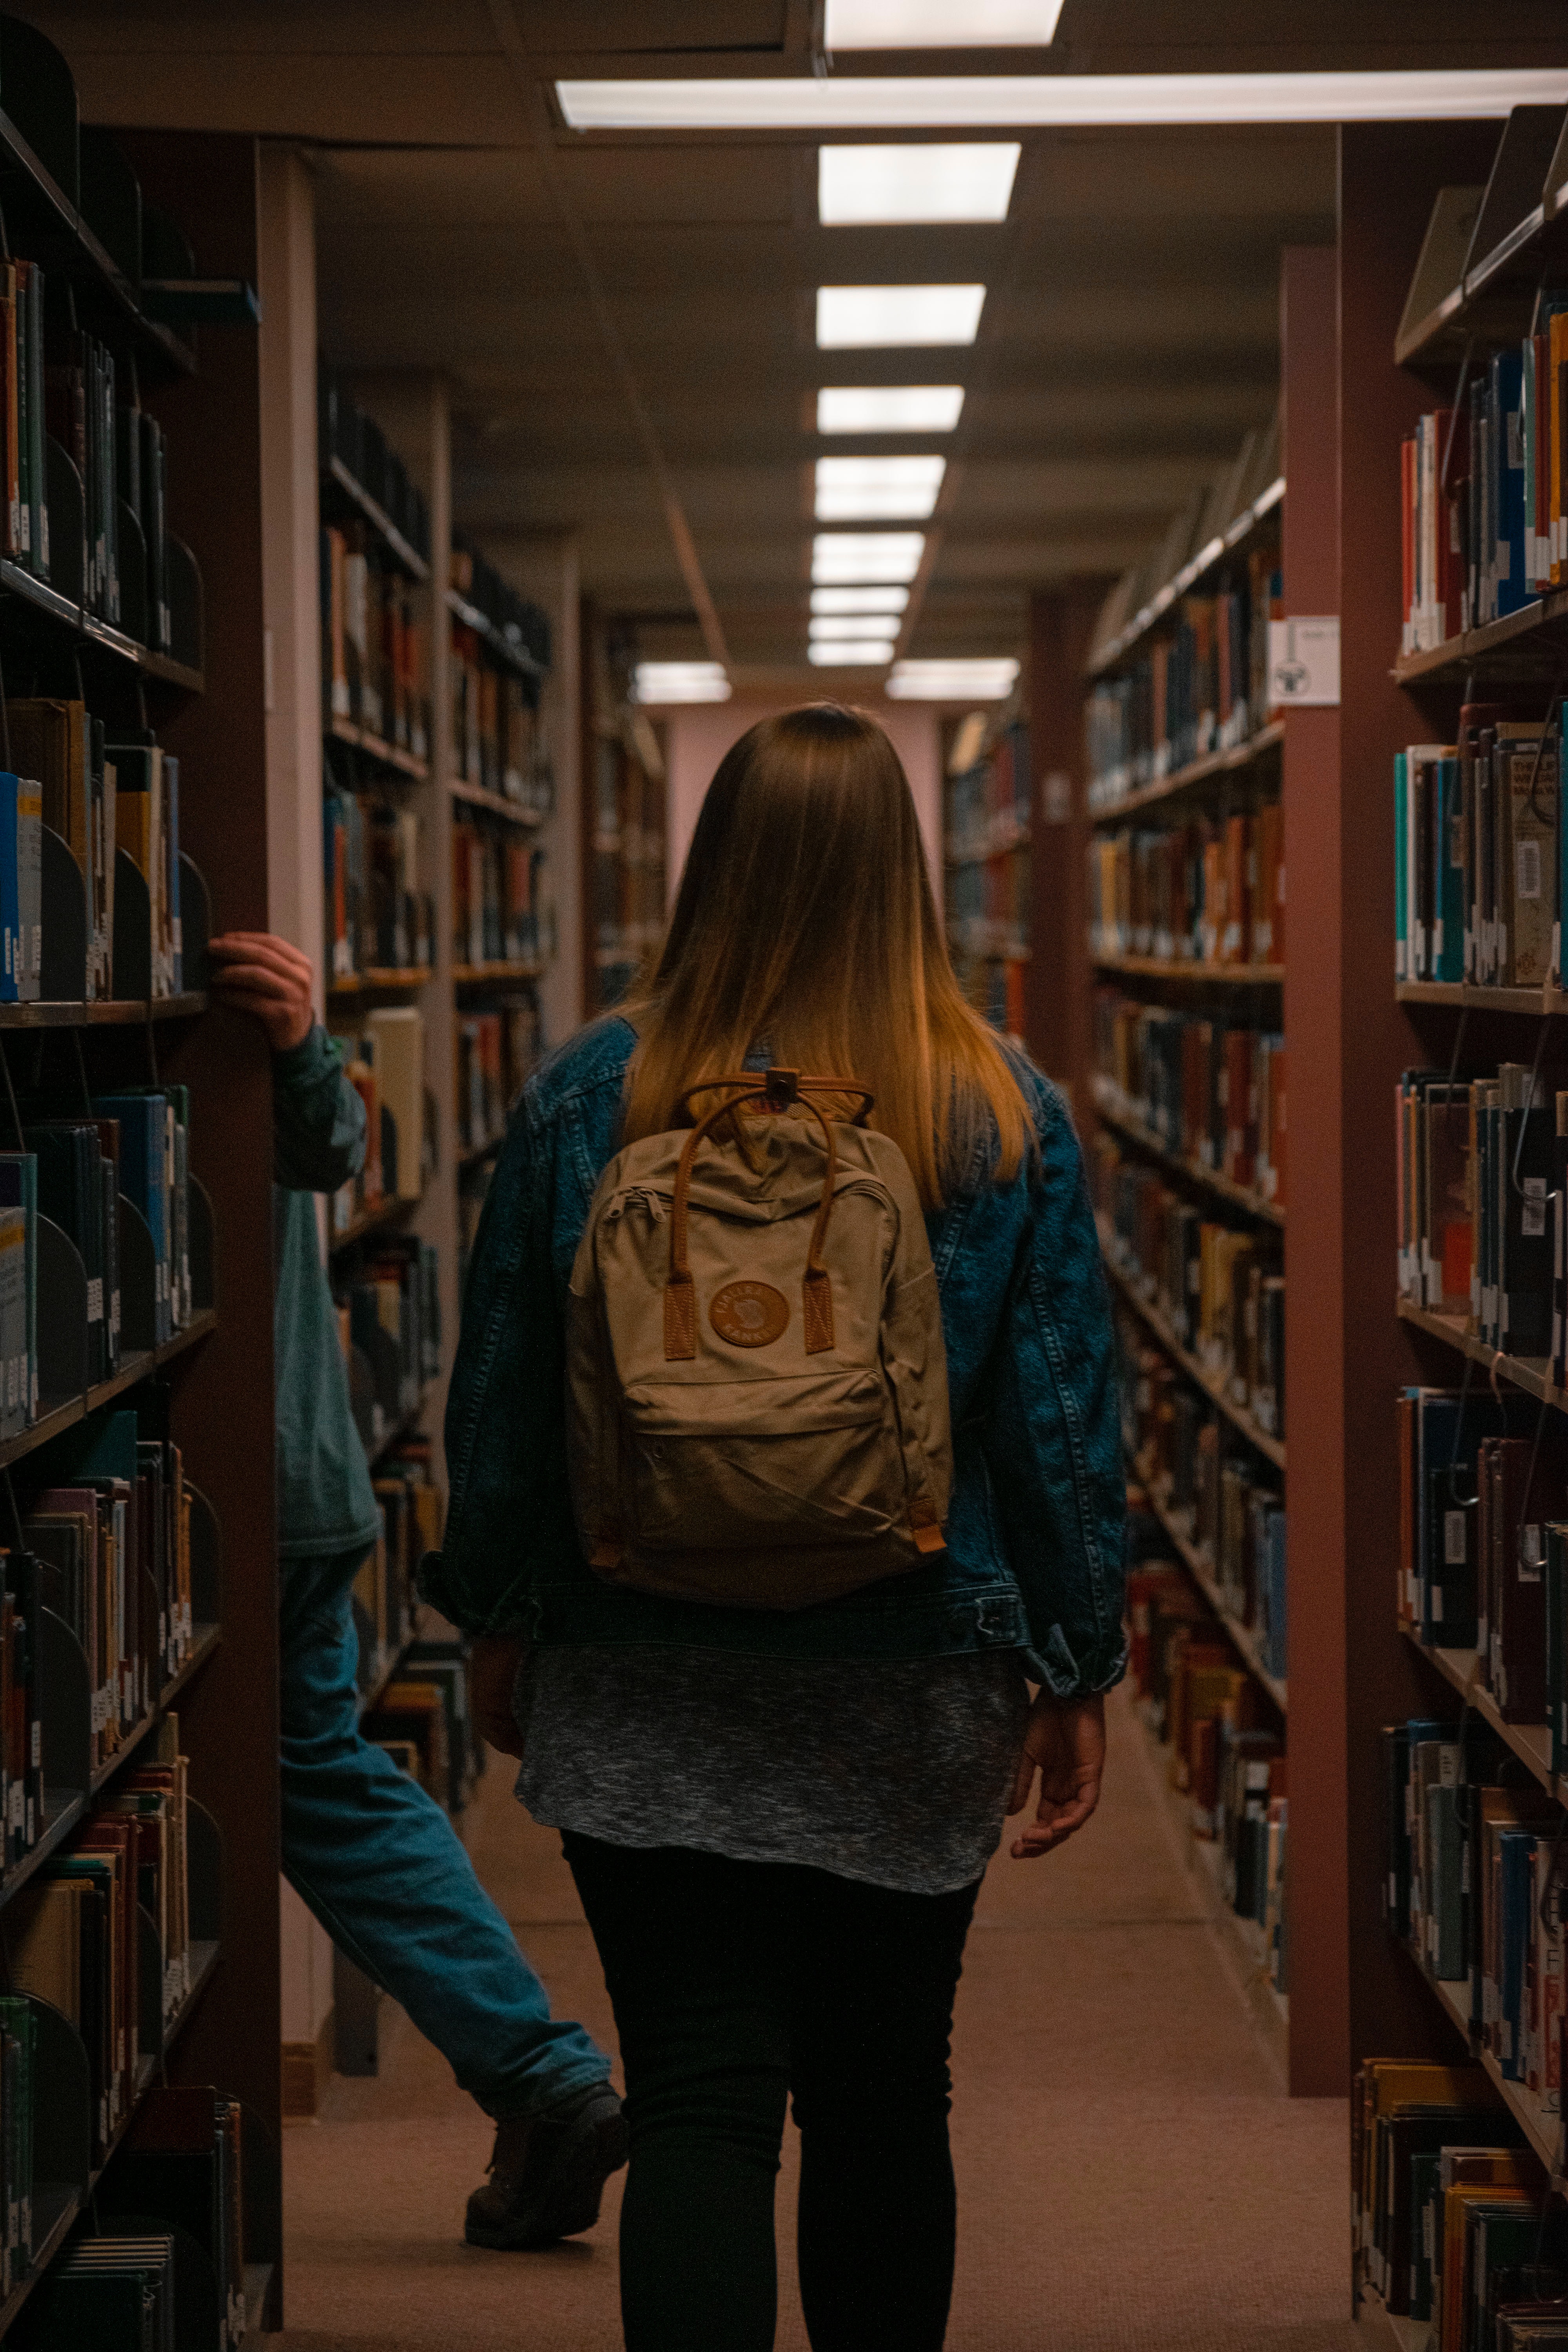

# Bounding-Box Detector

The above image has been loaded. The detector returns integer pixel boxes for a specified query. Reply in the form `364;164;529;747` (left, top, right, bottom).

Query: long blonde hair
620;702;1030;1207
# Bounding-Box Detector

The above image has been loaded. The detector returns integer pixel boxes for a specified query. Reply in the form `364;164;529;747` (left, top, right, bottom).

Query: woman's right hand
468;1632;530;1759
1007;1689;1106;1860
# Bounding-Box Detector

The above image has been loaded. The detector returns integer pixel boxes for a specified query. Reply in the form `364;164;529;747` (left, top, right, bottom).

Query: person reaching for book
422;704;1127;2352
207;929;627;2251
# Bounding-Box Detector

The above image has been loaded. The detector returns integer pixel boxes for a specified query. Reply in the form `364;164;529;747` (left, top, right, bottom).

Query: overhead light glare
887;657;1019;699
557;70;1568;132
811;585;911;615
817;386;965;434
818;283;985;348
809;640;897;666
633;661;731;704
812;531;926;584
815;454;946;520
818;142;1019;224
809;613;906;641
825;0;1063;42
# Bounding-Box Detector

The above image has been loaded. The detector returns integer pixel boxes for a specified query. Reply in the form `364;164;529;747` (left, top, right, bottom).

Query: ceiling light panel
812;532;926;583
815;454;946;520
818;143;1019;225
809;613;906;640
811;585;910;615
633;662;731;704
825;0;1063;43
557;70;1568;132
809;641;896;665
817;284;985;348
887;657;1019;699
817;387;965;435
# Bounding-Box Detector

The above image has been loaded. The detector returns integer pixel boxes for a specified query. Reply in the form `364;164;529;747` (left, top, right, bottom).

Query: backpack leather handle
664;1071;869;1359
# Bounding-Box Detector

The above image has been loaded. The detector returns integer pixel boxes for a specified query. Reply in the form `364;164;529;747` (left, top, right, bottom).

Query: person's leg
564;1833;791;2352
785;1870;981;2352
279;1553;612;2120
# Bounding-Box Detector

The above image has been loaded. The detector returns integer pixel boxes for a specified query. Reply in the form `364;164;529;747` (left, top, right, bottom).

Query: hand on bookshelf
1007;1690;1106;1860
208;931;315;1051
468;1632;529;1759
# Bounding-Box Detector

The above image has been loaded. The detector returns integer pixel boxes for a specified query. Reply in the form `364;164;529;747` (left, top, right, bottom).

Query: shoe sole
465;2106;630;2251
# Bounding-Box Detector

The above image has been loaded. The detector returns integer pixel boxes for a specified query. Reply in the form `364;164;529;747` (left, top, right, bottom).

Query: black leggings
564;1833;980;2352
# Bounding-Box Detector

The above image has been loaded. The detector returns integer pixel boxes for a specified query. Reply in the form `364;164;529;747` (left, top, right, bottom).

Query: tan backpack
566;1067;953;1610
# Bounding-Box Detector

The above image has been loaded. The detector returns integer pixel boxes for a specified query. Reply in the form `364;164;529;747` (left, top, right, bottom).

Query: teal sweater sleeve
271;1026;379;1560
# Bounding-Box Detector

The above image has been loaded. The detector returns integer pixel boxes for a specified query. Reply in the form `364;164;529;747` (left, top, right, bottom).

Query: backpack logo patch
710;1279;789;1348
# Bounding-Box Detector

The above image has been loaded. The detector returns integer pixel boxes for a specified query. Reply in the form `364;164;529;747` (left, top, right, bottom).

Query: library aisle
278;1685;1355;2352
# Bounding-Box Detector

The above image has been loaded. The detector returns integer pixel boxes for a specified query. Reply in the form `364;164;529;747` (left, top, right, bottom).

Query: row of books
1352;2057;1563;2345
953;953;1025;1043
589;732;665;1013
8;697;183;1000
361;1639;481;1820
9;1711;195;2163
946;852;1029;966
1394;1384;1546;1668
1399;319;1568;653
330;1007;428;1221
322;523;431;763
23;1409;198;1780
448;543;551;674
1096;1167;1285;1436
1094;993;1287;1206
453;821;545;968
1088;800;1285;969
353;1441;441;1700
1122;1335;1287;1684
944;719;1029;863
319;364;431;567
1126;1544;1287;1985
323;788;433;983
451;632;550;813
1085;546;1280;803
337;1241;440;1455
1395;713;1559;989
1395;1059;1568;1364
456;1002;541;1158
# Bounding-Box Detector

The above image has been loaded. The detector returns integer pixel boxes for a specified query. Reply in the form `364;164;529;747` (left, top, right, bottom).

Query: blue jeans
279;1548;612;2119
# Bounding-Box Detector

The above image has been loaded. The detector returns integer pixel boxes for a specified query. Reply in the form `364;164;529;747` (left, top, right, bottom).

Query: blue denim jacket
420;1015;1127;1699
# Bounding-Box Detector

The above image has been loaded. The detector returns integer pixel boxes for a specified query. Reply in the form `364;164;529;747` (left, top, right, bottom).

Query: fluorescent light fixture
633;661;731;704
809;613;905;640
811;585;910;615
557;70;1568;132
812;531;926;584
818;284;985;348
809;640;897;666
818;142;1019;224
886;657;1019;699
825;0;1063;42
815;454;946;520
817;386;965;434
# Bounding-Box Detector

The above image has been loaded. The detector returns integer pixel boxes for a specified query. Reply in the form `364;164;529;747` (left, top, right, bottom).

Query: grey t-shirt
513;1644;1030;1896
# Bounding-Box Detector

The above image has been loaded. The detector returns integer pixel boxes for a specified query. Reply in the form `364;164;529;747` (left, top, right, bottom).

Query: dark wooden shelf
1404;1627;1555;1801
0;1309;217;1474
1396;1295;1568;1418
452;958;544;985
326;713;430;782
321;456;430;584
0;993;208;1029
1087;718;1286;824
450;777;549;824
1092;1083;1285;1228
1396;979;1554;1012
445;586;545;684
1392;588;1568;687
1136;1463;1287;1709
1092;952;1284;987
327;968;431;1000
328;1194;419;1255
1102;1243;1287;1470
88;1622;222;1797
1087;477;1284;681
0;559;202;689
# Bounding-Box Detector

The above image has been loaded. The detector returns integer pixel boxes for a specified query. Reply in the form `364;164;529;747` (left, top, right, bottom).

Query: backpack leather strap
664;1072;870;1360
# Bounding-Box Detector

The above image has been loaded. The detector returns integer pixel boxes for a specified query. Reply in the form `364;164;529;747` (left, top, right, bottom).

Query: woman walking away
421;703;1126;2352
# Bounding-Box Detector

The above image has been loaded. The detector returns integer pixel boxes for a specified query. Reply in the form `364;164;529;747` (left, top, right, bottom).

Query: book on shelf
350;1436;440;1695
1094;991;1287;1205
329;1005;427;1223
452;819;546;968
321;520;430;759
336;1241;440;1455
95;2085;247;2351
323;786;432;984
1088;798;1284;971
456;1002;541;1156
1396;1386;1540;1651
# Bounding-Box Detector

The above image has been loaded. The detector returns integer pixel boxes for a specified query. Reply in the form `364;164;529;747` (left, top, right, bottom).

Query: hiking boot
465;2082;629;2250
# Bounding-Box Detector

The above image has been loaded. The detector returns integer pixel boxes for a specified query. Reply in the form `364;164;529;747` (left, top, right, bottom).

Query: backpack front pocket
620;1368;907;1552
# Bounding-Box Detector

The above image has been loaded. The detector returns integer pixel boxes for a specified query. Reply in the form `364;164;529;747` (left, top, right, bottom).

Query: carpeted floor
276;1684;1360;2352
